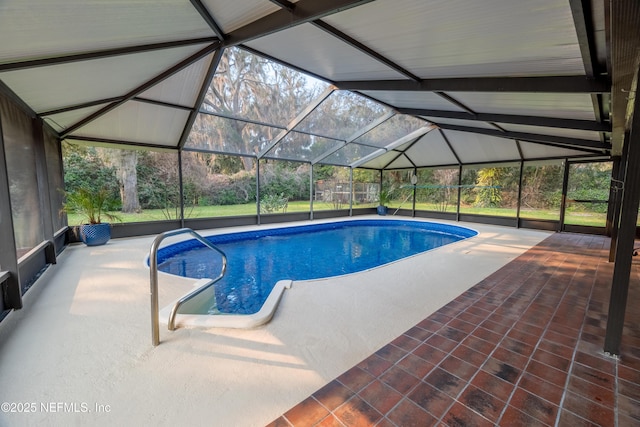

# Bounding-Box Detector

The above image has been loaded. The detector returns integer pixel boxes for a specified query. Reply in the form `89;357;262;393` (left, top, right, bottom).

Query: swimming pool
154;219;477;324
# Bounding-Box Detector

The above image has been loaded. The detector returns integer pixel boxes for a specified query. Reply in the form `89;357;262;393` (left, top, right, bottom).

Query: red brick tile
265;416;291;427
404;325;433;342
430;312;454;326
424;367;465;399
425;333;458;353
509;388;558;425
537;339;574;359
440;355;478;382
386;398;438;427
412;343;448;364
617;394;640;421
571;362;615;391
372;417;395;427
469;369;514;403
574;351;616;376
416;318;444;333
491;346;529;370
561;391;614;426
567;375;615;408
460;335;495;356
481;357;521;384
357;354;393;378
459;385;506;422
391;334;421;352
507;328;540;347
313;380;354;411
532;348;571;372
526;360;567;388
451;344;489;367
374;343;406;364
337;367;375;393
499;405;546;426
512;320;545;338
380;365;421;394
480;319;510;335
447;318;477;334
358;380;403;416
283;397;330;426
472;326;504;344
397;353;436;380
316;414;344;427
333;396;383;427
408;381;455;419
619;377;640;402
518;373;564;406
544;329;578;348
441;401;494;427
439;326;468;343
458;310;486;326
501;337;535;357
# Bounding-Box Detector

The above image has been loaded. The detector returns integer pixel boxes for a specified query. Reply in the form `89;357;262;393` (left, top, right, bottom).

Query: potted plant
62;187;120;246
377;187;394;215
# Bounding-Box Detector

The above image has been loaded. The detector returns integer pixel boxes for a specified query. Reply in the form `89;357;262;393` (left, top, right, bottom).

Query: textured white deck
0;217;551;427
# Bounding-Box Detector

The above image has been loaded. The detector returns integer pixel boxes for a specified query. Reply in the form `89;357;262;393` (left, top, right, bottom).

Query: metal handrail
149;228;227;346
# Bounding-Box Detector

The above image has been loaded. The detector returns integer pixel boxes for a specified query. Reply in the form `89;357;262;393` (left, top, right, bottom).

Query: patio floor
268;233;640;426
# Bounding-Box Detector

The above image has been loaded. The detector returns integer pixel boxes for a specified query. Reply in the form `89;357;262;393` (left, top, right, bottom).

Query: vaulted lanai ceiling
1;0;637;170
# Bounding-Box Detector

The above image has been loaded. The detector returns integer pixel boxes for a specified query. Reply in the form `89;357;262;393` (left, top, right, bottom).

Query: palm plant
62;187;120;224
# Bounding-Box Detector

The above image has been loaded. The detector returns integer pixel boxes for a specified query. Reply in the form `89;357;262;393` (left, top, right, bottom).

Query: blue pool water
155;219;477;315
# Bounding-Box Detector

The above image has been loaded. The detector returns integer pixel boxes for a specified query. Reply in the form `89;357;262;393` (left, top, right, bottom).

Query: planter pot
80;223;111;246
377;205;388;216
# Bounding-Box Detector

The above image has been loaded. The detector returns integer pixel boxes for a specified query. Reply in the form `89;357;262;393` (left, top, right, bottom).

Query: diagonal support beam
398;108;611;132
190;0;226;40
0;37;218;72
258;86;336;158
60;42;221;138
335;76;611;93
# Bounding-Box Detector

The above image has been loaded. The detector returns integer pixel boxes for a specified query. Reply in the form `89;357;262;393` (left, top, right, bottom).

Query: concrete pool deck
0;218;552;426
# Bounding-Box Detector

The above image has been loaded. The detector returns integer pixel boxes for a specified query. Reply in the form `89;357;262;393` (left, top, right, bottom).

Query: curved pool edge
159;279;293;329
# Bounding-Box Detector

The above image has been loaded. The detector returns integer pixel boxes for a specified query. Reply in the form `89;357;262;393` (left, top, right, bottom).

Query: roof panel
265;132;341;162
324;0;585;78
0;0;213;63
139;53;216;108
497;123;602;142
201;0;280;33
452;92;596;120
354;114;427;148
404;131;459;166
44;104;111;132
321;143;381;167
426;118;498;130
519;141;596;160
385;154;416;169
359;91;467;112
0;43;211;113
244;23;407;81
69;100;190;147
359;150;401;169
444;130;521;163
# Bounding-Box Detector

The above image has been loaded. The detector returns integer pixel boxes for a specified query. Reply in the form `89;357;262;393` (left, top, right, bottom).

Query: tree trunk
117;150;141;213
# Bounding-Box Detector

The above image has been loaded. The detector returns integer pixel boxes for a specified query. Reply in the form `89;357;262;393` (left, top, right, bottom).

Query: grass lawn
66;201;607;227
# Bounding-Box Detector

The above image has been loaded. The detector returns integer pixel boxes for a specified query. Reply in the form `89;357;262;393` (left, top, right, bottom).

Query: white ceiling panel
385;154;417;169
496;123;602;142
404;131;459;166
444;130;520;163
0;44;210;113
201;0;280;33
452;92;596;120
44;104;112;132
244;23;407;81
69;100;190;147
519;141;597;160
359;150;401;169
0;0;213;63
359;91;467;112
324;0;585;78
139;52;215;107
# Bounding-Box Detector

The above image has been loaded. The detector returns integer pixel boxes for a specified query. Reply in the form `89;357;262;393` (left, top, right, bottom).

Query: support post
516;160;524;228
256;159;261;225
558;159;570;232
604;88;640;355
456;165;462;221
178;150;185;228
310;164;314;220
608;152;626;262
